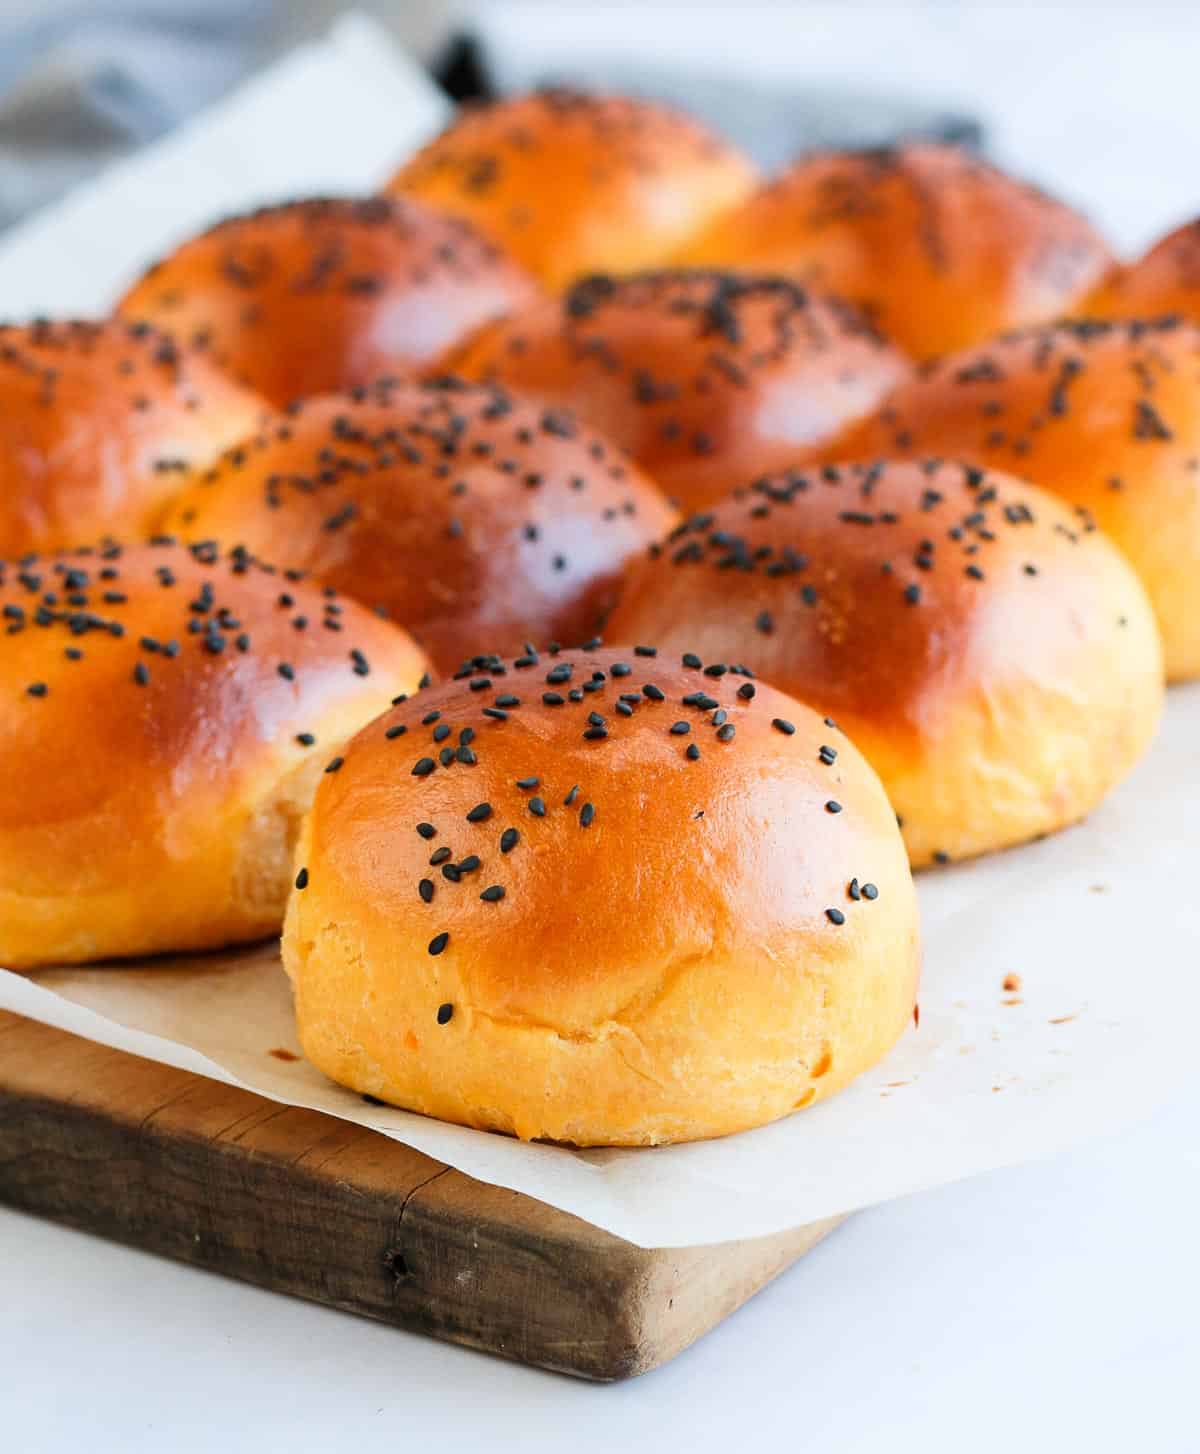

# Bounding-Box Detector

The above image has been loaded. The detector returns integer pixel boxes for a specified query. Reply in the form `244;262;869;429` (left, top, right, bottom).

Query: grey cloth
0;2;275;228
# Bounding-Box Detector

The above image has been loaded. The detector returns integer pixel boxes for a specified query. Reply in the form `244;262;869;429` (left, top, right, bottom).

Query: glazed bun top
0;318;264;556
448;270;912;509
1086;216;1200;322
160;377;677;673
606;458;1163;867
824;315;1200;680
0;539;431;967
116;196;540;407
284;644;919;1144
677;143;1114;359
386;90;758;289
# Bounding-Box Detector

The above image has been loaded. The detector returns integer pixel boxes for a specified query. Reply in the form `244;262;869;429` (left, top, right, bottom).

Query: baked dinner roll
0;318;264;557
1085;216;1200;322
385;90;758;289
160;377;676;673
606;461;1163;868
0;540;430;969
448;270;911;509
827;317;1200;680
677;143;1113;359
283;644;919;1145
116;197;539;407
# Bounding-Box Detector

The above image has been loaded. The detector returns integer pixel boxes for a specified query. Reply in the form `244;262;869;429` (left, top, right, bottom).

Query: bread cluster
0;86;1184;1146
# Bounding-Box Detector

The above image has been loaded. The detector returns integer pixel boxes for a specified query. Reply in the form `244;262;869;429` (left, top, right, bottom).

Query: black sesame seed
439;747;455;767
686;743;700;761
670;721;691;735
862;883;879;900
133;662;150;686
482;706;508;721
430;847;451;865
436;1001;453;1023
642;683;665;701
495;694;520;708
422;710;441;725
325;756;344;773
826;908;846;925
529;796;546;816
580;802;595;828
294;867;309;890
611;662;631;677
564;784;580;805
849;878;862;901
500;828;519;853
682;653;702;669
466;802;492;823
543;691;565;706
26;682;47;697
772;718;795;735
738;683;756;700
458;854;480;874
419;879;434;903
826;800;842;814
480;885;505;902
583;726;608;740
417;822;436;839
412;757;436;777
295;732;316;746
819;746;838;765
516;777;539;789
716;723;735;742
385;723;408;739
278;663;295;681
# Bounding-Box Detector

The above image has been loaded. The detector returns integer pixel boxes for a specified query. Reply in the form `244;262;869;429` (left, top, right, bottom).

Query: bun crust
827;317;1200;680
116;197;539;407
606;460;1163;867
161;379;677;673
283;645;919;1146
386;91;758;289
677;144;1113;359
0;319;264;556
1086;216;1200;322
0;541;430;968
449;270;911;509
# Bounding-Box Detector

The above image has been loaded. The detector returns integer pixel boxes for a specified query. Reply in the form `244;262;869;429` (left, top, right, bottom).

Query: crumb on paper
1090;884;1108;894
912;1002;920;1028
1049;1013;1079;1025
1003;996;1023;1006
268;1047;299;1062
1003;973;1022;992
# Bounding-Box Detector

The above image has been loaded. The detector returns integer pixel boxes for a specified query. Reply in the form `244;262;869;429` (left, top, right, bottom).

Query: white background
4;5;1200;1448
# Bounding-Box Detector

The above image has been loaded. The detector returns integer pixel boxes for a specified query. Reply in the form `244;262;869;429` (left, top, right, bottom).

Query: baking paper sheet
0;15;1197;1249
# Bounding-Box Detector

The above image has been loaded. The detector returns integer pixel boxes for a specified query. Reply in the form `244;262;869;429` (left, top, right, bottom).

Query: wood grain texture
0;1011;839;1380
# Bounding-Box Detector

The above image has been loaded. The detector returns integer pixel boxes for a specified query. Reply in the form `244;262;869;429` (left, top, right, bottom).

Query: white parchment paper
0;15;1196;1249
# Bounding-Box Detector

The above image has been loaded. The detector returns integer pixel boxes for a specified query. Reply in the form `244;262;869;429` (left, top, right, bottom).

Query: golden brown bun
160;378;677;674
0;540;430;969
116;197;539;407
826;317;1200;680
677;144;1113;359
448;270;911;510
0;318;264;556
283;645;919;1146
606;460;1163;868
1085;217;1200;321
385;90;758;289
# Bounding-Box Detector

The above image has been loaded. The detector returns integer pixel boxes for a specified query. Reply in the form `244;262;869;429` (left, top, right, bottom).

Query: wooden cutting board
0;1011;839;1380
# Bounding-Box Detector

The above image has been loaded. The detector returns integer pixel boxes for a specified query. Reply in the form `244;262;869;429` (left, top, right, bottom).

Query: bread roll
0;540;430;969
826;317;1200;680
0;318;264;557
448;270;911;509
606;460;1163;867
283;645;919;1145
116;197;539;407
1086;216;1200;321
160;378;677;673
677;144;1113;359
385;90;757;289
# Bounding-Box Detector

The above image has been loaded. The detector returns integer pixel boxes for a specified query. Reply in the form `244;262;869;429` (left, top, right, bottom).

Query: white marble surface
4;1075;1198;1451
